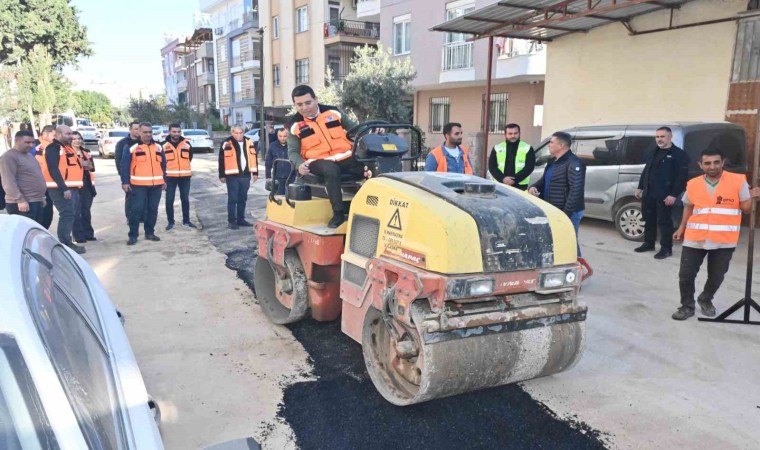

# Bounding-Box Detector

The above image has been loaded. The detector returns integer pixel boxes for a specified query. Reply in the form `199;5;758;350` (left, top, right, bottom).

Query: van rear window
684;129;746;172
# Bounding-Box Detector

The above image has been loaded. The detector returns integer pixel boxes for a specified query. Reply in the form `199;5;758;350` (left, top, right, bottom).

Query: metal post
258;27;267;159
482;36;494;178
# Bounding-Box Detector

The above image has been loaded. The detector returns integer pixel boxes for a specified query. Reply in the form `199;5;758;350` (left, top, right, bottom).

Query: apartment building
371;0;546;145
260;0;381;121
201;0;262;127
160;28;216;115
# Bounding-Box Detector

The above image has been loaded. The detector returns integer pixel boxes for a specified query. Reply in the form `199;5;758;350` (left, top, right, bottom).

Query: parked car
0;215;163;449
157;127;169;142
78;125;101;145
244;125;285;144
530;122;747;241
99;129;130;158
182;129;214;153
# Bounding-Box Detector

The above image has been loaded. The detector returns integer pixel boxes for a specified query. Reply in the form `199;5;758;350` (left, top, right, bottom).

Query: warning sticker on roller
387;208;403;230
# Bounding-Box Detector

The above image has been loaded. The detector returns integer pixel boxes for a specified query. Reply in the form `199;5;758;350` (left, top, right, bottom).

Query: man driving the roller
288;84;371;229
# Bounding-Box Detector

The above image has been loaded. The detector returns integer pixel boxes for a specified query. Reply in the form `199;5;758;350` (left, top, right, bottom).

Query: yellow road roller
254;123;587;405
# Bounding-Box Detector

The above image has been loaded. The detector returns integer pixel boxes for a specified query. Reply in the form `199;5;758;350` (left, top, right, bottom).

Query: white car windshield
0;336;57;449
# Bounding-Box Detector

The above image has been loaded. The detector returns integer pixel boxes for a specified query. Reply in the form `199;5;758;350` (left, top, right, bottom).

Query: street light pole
258;26;267;159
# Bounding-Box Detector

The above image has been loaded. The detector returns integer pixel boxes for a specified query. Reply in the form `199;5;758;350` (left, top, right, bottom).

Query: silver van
531;122;747;241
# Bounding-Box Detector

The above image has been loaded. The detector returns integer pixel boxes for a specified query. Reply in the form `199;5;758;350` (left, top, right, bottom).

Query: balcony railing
442;42;473;71
324;20;380;39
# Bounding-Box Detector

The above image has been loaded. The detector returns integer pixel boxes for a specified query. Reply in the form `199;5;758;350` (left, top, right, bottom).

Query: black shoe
145;234;161;241
166;223;175;231
182;222;197;229
67;243;86;254
127;237;138;246
228;222;239;230
698;299;717;317
654;248;672;260
237;219;253;227
328;213;346;229
74;239;87;244
86;237;97;241
672;306;695;321
634;244;655;253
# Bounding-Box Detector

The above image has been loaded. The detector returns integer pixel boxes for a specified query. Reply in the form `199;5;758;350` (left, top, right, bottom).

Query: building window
235;111;243;126
221;78;228;96
296;58;309;84
232;74;243;99
219;43;227;63
273;64;281;87
443;2;475;70
429;97;450;133
273;16;279;39
481;93;508;134
208;59;215;73
231;38;241;67
329;1;340;22
393;14;411;55
196;60;204;76
296;6;308;33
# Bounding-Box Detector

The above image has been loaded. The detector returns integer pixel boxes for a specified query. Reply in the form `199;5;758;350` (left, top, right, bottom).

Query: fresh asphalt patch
191;170;608;450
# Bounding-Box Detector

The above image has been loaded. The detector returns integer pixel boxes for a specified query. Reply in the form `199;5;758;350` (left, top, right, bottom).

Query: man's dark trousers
166;177;191;224
679;246;734;308
129;185;162;239
41;191;54;229
226;175;250;223
48;188;79;245
6;201;45;225
309;158;365;212
642;196;674;250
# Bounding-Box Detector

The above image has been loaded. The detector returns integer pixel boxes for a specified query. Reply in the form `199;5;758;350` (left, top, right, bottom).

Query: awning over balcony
430;0;692;42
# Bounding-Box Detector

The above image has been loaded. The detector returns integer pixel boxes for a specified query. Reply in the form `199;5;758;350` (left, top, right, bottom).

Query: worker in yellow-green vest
488;123;536;191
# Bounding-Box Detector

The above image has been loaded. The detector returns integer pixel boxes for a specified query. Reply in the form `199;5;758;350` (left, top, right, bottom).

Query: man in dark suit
634;126;690;260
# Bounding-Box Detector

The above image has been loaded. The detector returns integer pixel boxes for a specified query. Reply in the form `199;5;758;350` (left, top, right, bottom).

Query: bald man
43;126;85;253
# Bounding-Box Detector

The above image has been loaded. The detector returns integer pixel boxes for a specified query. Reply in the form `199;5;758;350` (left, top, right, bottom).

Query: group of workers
2;82;758;322
0;125;97;254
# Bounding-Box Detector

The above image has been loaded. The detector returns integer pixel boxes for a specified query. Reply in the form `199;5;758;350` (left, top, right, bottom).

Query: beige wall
543;0;743;136
415;82;544;147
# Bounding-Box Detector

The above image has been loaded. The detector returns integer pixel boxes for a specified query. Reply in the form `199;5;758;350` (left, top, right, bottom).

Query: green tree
52;72;75;112
127;97;167;125
17;45;58;131
0;0;92;67
74;90;113;124
340;44;416;123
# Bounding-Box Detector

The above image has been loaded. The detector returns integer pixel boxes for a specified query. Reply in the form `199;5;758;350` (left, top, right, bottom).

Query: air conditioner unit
215;27;224;35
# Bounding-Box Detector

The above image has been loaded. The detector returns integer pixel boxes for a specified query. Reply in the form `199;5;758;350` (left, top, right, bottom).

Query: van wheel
615;202;645;241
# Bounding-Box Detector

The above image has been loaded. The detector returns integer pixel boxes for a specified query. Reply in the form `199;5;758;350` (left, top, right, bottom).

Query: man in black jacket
265;128;294;194
634;126;690;259
529;131;586;255
115;121;140;221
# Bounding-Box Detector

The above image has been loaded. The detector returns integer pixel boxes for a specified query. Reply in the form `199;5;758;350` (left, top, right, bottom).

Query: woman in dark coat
72;131;97;243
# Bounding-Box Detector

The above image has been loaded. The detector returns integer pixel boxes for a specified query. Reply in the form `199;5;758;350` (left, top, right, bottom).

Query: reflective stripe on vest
683;172;745;245
221;138;257;175
430;145;473;175
129;143;165;186
495;140;531;185
40;144;84;188
164;139;192;177
290;109;353;162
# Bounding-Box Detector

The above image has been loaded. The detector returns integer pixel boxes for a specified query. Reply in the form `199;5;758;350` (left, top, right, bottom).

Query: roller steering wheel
345;120;390;141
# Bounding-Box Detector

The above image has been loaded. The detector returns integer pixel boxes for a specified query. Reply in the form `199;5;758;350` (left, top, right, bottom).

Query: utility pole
258;26;267;160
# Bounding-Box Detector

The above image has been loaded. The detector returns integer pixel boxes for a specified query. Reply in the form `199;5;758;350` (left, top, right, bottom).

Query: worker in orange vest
288;84;372;228
120;122;167;246
218;125;258;229
163;123;196;230
34;124;56;229
39;125;85;253
671;148;760;320
424;122;474;174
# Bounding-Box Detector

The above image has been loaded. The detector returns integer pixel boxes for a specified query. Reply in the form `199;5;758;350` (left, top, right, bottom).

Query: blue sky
64;0;196;106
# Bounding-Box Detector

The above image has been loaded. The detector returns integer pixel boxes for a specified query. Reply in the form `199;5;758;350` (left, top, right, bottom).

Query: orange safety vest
221;138;257;175
78;148;95;186
129;142;165;186
39;142;84;189
684;172;745;245
430;145;474;175
164;139;192;177
290;108;353;162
